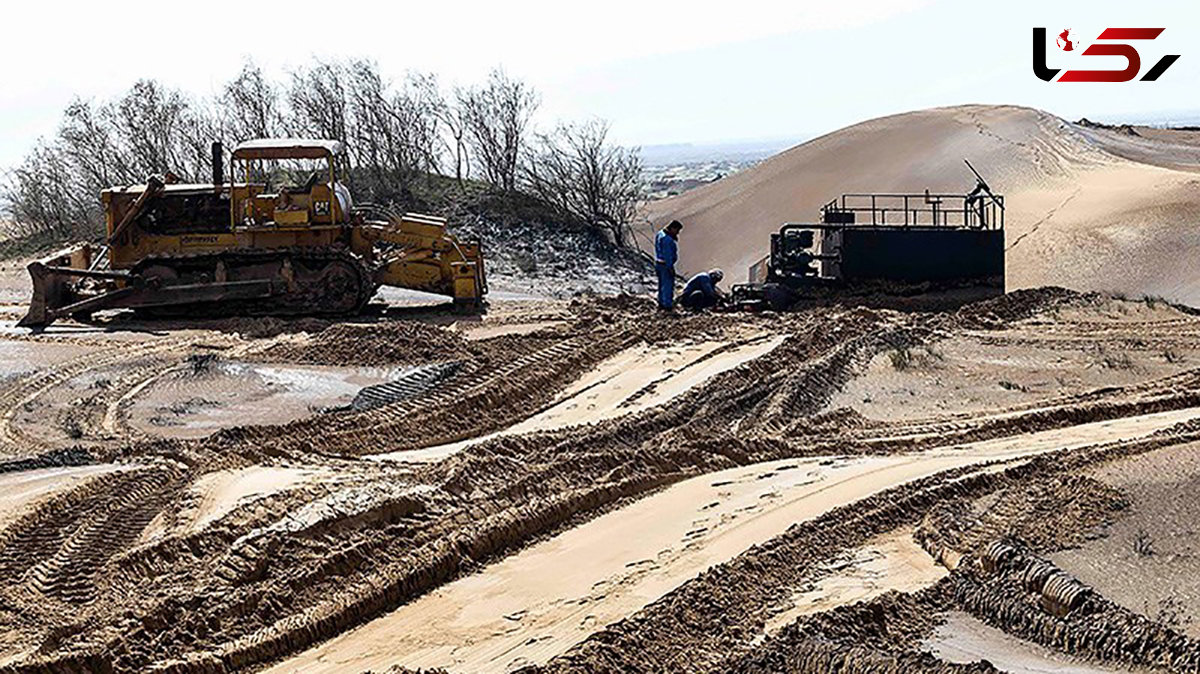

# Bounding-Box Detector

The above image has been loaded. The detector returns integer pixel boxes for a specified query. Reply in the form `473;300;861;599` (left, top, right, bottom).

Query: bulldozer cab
229;139;352;229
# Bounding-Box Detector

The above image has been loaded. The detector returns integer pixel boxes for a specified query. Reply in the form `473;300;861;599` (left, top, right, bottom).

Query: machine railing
819;190;1004;230
816;161;1005;231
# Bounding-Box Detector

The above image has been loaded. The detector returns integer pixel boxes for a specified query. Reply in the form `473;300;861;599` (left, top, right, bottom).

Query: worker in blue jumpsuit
654;220;683;311
679;269;725;311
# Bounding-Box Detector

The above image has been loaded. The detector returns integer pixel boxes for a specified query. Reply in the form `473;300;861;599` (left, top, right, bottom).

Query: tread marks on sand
94;301;1200;670
8;291;1200;672
541;422;1200;674
0;464;181;604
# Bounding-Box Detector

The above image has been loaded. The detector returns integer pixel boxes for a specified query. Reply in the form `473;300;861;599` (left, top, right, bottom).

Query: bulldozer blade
18;261;57;329
18;244;100;328
16;261;117;328
21;276;280;328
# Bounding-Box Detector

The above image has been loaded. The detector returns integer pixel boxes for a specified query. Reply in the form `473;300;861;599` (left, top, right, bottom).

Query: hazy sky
0;0;1196;167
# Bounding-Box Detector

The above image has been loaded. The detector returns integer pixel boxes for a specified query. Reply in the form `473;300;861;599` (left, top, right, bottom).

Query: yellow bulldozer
19;138;486;327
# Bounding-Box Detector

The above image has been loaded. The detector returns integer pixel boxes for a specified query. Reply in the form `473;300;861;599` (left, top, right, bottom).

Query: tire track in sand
267;405;1200;674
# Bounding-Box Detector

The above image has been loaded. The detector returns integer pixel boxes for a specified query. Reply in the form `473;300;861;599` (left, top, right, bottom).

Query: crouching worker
680;269;725;311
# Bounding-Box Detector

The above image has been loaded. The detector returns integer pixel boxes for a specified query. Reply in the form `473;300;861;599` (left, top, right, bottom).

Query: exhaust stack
211;141;224;186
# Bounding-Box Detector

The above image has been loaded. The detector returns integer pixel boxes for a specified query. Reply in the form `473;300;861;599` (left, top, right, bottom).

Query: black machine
733;161;1005;309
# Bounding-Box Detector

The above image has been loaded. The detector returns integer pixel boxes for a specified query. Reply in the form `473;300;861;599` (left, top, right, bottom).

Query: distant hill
640;105;1200;306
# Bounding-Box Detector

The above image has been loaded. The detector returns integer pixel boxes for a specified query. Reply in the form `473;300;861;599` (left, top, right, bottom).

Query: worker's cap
709;269;724;282
667;220;683;230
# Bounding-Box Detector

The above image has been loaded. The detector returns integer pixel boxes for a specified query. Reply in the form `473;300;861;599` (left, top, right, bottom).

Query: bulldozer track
349;361;464;412
134;247;377;318
0;464;180;605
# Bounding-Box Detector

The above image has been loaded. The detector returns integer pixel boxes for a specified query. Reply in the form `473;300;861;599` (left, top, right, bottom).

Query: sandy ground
458;320;568;341
642;105;1200;305
139;466;324;543
370;334;785;463
0;464;132;528
268;406;1199;674
2;291;1200;672
764;526;946;631
925;611;1141;673
1053;440;1200;639
507;336;786;430
268;456;947;674
829;302;1200;422
3;100;1200;674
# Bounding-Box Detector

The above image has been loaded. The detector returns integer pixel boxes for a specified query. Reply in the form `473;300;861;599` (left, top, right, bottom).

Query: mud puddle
125;361;400;439
0;340;88;380
370;335;786;464
925;611;1144;673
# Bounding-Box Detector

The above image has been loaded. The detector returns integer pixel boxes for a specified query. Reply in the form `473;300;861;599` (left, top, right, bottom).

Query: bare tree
2;142;84;240
399;73;445;176
434;84;471;186
340;61;444;202
58;99;126;191
286;61;350;144
283;60;355;195
523;120;642;246
176;98;222;180
109;80;200;178
344;59;400;199
3;79;220;247
459;69;538;193
221;61;282;142
2;59;648;257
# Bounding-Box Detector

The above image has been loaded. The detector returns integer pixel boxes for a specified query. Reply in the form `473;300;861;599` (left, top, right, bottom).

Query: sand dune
641;105;1200;305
